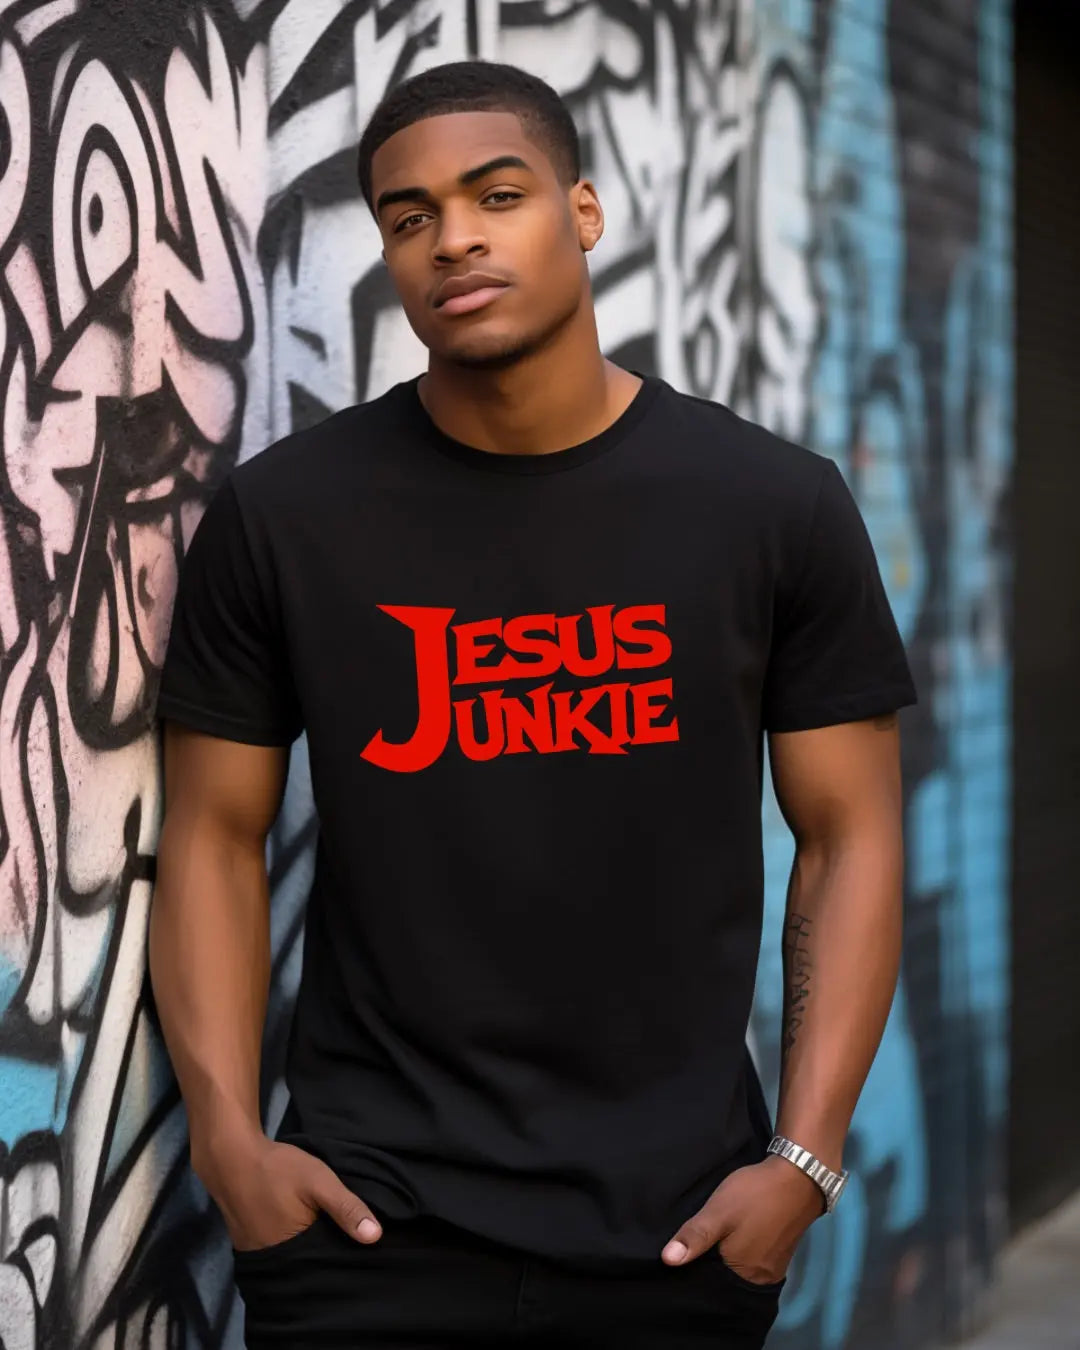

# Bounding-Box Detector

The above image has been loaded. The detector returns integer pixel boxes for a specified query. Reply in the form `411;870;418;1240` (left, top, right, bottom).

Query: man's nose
432;207;488;264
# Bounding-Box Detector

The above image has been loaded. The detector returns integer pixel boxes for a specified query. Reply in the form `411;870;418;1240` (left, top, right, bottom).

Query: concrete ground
957;1187;1080;1349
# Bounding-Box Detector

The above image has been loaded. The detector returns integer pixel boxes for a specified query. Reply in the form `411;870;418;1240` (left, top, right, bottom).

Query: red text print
361;604;680;772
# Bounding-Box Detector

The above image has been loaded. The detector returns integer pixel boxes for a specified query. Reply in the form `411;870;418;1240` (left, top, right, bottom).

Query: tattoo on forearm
781;912;813;1059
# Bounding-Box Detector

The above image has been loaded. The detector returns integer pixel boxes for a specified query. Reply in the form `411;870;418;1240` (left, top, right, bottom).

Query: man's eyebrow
375;184;435;216
458;154;532;185
375;155;533;216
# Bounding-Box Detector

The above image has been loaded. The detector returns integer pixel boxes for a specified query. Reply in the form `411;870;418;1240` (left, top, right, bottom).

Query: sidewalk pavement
957;1187;1080;1348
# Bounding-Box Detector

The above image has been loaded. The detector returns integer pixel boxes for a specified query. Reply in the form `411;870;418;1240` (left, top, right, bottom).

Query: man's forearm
773;822;904;1173
149;813;271;1181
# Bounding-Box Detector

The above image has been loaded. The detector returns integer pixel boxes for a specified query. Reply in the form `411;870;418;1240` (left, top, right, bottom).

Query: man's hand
660;1156;824;1283
198;1132;384;1253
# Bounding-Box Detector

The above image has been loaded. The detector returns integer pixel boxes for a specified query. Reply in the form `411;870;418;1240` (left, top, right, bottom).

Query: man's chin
426;314;561;371
439;335;540;371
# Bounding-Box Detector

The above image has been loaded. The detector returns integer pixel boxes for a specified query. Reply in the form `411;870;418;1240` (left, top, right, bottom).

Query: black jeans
233;1205;784;1349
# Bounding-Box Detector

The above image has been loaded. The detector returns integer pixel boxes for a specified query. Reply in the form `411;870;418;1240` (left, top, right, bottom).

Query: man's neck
418;318;642;456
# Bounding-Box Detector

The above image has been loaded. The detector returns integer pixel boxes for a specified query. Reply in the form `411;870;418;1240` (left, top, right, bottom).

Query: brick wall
0;2;1011;1346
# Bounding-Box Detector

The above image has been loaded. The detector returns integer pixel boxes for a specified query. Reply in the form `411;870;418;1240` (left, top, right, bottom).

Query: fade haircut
357;60;581;211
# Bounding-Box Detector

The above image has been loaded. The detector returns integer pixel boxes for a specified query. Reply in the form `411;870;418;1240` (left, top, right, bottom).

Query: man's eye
483;191;523;205
394;213;429;233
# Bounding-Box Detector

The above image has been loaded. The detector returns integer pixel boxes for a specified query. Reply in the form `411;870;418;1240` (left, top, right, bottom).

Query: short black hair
357;60;581;211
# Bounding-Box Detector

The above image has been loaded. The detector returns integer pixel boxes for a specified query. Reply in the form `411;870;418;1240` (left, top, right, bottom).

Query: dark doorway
1010;0;1080;1233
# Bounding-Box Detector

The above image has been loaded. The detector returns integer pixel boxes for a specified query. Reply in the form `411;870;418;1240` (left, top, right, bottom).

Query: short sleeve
156;478;303;745
762;458;917;733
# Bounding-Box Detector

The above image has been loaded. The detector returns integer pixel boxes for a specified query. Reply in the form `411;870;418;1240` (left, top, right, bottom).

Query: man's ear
572;179;604;253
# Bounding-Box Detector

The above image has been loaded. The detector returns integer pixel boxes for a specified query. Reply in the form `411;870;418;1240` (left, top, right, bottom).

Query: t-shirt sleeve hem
764;681;918;734
155;692;301;747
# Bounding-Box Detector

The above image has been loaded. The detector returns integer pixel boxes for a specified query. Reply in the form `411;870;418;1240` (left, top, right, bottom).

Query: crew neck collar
396;371;662;475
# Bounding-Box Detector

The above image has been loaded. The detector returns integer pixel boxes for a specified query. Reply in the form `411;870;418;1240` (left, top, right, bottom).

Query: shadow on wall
0;1;1011;1346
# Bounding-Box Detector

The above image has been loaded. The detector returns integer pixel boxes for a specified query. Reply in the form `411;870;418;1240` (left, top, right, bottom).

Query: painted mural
0;1;1012;1347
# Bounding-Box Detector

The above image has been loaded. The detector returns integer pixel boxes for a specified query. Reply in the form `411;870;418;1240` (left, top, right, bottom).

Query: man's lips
433;273;510;316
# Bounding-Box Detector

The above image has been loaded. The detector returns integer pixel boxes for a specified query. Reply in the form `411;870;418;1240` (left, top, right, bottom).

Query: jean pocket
232;1214;328;1269
713;1249;787;1296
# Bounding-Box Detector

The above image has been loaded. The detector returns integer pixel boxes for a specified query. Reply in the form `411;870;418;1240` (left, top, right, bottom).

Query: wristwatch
766;1135;849;1214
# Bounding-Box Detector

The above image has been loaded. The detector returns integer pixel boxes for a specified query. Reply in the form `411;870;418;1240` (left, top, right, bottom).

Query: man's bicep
767;714;903;845
162;721;289;846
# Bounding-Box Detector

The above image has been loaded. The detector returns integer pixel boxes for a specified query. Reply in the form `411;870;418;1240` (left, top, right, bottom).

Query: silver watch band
766;1135;849;1213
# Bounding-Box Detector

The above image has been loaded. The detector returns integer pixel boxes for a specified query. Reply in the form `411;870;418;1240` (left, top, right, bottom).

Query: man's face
370;111;602;368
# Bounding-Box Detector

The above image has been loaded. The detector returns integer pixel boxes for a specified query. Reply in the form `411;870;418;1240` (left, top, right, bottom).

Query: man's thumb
661;1201;728;1265
311;1166;382;1243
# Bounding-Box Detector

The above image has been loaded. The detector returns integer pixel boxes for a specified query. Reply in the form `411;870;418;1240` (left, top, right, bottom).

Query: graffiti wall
0;1;1012;1346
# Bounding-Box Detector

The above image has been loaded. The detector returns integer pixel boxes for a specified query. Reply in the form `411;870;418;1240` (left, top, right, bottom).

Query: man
150;60;916;1350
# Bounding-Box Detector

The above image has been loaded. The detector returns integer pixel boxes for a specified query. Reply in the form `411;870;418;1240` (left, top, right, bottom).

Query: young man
150;61;916;1350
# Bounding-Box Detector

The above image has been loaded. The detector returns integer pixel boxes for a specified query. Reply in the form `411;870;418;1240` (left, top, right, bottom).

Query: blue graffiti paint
751;0;1015;1343
0;1056;64;1150
0;954;22;1020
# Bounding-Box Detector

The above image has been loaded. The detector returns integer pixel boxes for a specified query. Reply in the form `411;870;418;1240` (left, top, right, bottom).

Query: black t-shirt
157;373;916;1270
